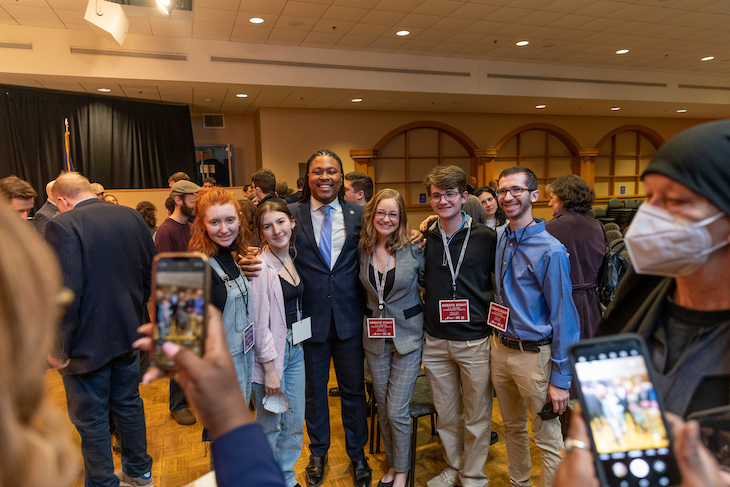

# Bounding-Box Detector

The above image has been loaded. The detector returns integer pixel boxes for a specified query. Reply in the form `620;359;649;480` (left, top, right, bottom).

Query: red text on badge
439;299;470;323
367;318;396;338
487;302;509;332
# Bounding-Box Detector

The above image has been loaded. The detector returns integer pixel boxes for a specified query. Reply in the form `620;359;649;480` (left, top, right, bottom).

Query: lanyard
216;257;251;325
372;252;393;315
498;225;530;303
269;248;304;319
440;222;471;299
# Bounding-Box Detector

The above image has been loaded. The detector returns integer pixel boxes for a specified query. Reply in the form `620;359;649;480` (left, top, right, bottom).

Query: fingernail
162;342;181;357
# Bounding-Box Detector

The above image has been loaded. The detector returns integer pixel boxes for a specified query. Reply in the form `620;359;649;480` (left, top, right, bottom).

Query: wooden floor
46;366;543;487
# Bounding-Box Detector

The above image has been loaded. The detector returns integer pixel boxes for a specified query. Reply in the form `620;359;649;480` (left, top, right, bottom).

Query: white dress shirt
310;196;346;269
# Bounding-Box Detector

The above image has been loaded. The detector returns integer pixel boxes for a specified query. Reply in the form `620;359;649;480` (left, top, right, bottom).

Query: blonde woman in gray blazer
359;189;425;487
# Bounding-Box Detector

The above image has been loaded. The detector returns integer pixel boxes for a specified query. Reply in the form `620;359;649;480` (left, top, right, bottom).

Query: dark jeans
63;351;153;487
169;379;189;412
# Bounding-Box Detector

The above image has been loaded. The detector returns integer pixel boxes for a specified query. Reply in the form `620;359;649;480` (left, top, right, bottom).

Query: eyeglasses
375;210;400;221
496;187;535;198
430;191;461;203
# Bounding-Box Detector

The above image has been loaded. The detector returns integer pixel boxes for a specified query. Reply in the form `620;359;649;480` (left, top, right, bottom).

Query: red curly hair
189;188;250;259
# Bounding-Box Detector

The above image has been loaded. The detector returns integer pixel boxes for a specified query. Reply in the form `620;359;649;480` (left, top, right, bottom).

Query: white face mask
624;204;728;277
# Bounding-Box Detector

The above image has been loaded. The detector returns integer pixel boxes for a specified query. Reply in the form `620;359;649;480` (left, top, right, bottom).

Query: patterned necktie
319;205;332;269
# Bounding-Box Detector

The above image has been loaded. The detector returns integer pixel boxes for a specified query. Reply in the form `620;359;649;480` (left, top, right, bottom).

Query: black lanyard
215;256;251;325
269;249;304;319
498;226;530;303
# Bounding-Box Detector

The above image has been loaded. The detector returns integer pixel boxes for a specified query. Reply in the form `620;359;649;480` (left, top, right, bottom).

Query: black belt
499;335;552;353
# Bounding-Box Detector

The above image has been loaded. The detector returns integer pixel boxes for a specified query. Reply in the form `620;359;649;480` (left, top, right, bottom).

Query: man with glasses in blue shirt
421;165;497;487
490;166;579;487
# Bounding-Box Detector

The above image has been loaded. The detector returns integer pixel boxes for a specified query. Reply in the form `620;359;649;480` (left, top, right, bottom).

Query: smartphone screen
570;334;682;487
151;253;210;369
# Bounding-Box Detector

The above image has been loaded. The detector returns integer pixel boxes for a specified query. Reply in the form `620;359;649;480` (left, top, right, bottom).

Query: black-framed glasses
496;187;535;198
430;191;461;203
374;210;400;221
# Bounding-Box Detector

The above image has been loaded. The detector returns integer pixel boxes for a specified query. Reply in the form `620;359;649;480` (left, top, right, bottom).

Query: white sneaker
115;468;156;487
427;470;458;487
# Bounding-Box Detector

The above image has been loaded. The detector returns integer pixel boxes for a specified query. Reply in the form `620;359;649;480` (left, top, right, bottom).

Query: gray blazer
359;244;425;355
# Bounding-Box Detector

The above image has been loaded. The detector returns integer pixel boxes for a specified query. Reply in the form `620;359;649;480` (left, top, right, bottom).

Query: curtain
0;84;196;206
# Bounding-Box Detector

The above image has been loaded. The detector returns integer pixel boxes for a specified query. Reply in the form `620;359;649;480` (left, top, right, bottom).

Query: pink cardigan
250;251;289;384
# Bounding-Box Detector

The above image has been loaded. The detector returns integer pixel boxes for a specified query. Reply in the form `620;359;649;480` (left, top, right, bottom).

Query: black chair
408;374;437;487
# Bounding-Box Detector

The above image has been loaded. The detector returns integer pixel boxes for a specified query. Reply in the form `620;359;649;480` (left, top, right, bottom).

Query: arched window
493;124;579;196
594;126;664;197
370;122;477;207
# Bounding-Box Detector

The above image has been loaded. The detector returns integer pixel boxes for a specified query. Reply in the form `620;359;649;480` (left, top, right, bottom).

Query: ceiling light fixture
351;98;363;102
396;30;410;36
536;104;546;109
677;109;687;113
249;17;264;24
156;0;184;16
701;56;714;61
616;49;629;54
611;107;620;111
235;93;248;98
97;88;111;92
516;40;529;46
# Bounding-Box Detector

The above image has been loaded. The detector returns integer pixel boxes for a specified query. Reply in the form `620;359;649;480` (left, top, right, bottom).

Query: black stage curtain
0;84;196;208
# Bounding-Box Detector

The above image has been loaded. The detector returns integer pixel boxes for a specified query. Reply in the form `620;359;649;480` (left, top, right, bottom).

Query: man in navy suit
288;150;372;487
46;172;157;487
33;179;59;239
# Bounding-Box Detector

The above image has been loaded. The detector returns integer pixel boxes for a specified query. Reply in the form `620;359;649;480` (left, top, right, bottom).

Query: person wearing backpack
594;120;730;419
545;175;606;339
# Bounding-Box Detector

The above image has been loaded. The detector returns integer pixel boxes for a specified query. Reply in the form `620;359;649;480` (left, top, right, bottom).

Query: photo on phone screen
570;335;682;487
152;253;209;368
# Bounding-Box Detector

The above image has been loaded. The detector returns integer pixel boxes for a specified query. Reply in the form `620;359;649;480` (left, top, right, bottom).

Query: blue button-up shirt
495;219;580;389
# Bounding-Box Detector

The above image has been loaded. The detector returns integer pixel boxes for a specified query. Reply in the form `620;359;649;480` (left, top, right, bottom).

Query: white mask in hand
624;204;728;277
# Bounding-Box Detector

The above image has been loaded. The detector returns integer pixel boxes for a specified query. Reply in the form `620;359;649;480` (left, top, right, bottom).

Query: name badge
292;317;312;345
243;322;255;353
487;302;510;332
439;299;470;323
367;318;396;338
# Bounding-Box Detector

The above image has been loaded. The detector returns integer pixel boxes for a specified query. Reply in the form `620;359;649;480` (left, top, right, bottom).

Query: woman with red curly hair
189;188;254;443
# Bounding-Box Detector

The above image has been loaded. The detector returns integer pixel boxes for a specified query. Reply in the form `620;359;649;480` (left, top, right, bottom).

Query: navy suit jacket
33;199;59;239
289;198;365;342
45;198;157;375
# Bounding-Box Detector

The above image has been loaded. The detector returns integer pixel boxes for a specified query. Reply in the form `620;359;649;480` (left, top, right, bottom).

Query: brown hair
0;175;37;200
423;165;467;195
0;200;79;486
189;188;249;258
462;194;486;225
546;174;595;214
168;172;191;184
254;199;298;252
251;168;277;195
136;201;157;227
360;189;411;256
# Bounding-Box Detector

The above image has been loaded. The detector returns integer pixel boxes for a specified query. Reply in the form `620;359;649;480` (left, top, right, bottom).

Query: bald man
33;179;60;239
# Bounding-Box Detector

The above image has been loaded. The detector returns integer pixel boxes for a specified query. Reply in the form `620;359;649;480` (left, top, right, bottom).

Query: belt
499;335;552;353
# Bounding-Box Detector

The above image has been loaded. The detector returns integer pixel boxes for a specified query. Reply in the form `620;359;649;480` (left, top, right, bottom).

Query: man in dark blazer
33;179;59;239
288;150;371;487
46;172;157;487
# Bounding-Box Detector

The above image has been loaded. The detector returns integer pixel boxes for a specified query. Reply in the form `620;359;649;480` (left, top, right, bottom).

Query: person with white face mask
595;119;730;419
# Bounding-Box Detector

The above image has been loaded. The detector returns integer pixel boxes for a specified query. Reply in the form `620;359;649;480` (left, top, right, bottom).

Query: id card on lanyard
367;253;396;338
492;227;530;331
438;221;471;324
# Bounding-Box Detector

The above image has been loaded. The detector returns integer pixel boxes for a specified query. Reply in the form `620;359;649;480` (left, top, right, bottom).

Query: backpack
596;237;630;314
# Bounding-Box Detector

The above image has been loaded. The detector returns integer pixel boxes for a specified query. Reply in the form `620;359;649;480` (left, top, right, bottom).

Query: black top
211;243;241;312
368;264;395;301
279;275;303;328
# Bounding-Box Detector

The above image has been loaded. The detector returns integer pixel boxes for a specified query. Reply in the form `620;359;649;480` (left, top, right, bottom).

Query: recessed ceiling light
97;88;111;92
235;93;248;98
249;17;264;24
351;98;363;102
701;56;715;61
616;49;629;54
396;30;410;36
205;98;212;102
677;109;687;113
536;104;546;109
452;102;460;106
516;40;529;46
611;107;620;111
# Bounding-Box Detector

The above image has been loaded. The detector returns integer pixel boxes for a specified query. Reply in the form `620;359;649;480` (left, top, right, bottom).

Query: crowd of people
1;119;730;487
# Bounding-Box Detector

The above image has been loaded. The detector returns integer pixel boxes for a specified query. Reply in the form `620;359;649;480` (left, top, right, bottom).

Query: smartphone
151;252;210;369
688;405;730;470
568;334;682;487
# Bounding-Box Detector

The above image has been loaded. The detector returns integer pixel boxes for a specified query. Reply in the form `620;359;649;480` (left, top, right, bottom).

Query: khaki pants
490;335;564;487
422;333;493;487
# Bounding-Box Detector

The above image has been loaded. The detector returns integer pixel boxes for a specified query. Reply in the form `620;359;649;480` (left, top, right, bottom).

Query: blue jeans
252;331;306;487
62;351;152;487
